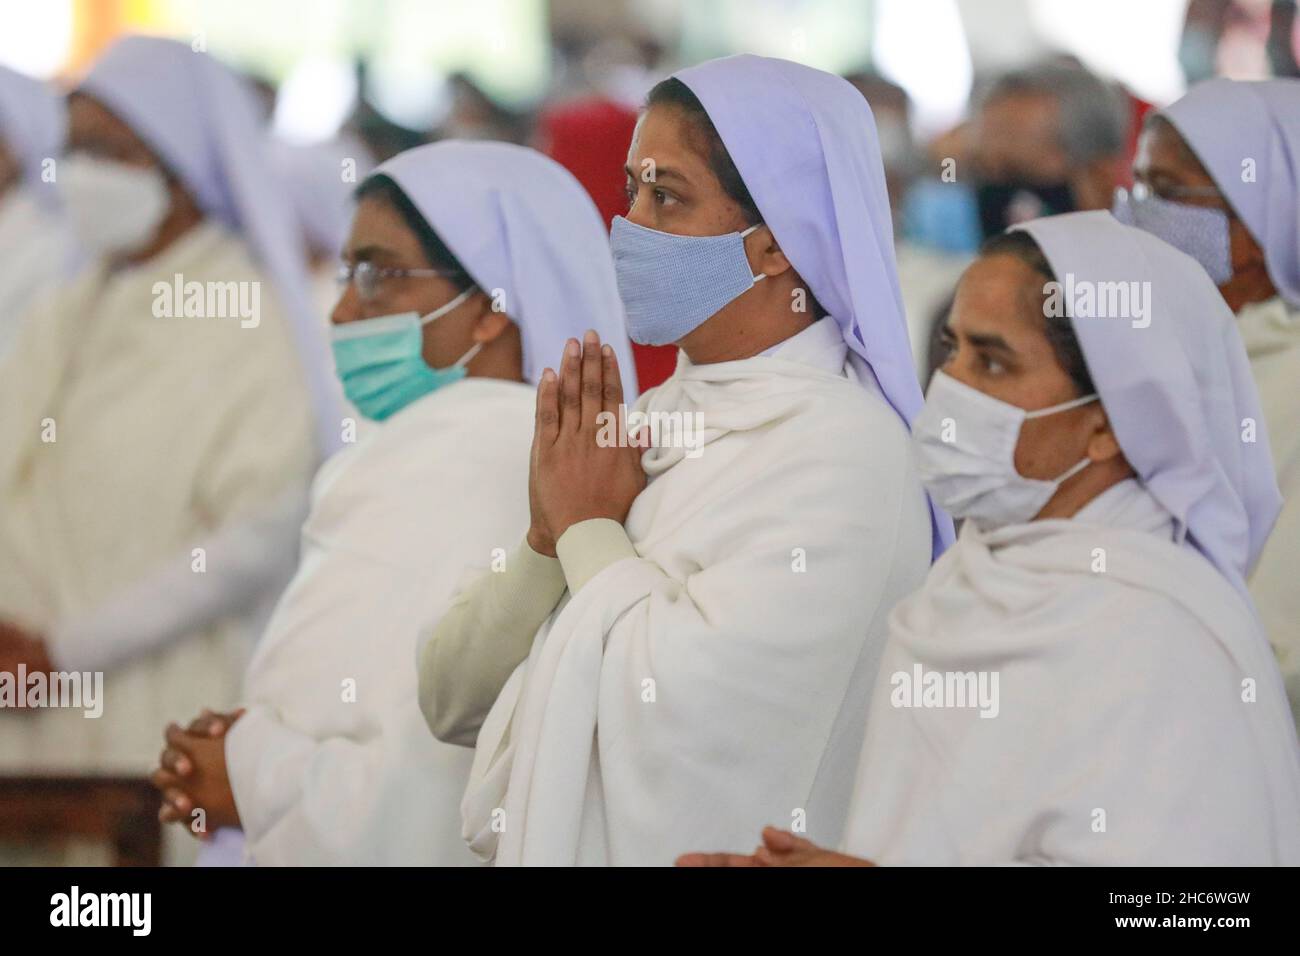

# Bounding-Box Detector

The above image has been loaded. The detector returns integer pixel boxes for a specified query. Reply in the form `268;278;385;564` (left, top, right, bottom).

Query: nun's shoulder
813;371;916;444
773;372;917;481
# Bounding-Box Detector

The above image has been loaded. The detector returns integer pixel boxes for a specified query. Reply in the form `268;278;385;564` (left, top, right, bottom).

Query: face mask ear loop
452;341;484;370
1053;455;1093;485
419;285;478;326
1023;394;1100;483
740;223;767;284
1023;392;1099;420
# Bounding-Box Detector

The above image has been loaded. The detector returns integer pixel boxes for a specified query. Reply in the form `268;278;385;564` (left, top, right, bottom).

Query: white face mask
911;369;1100;531
58;154;170;257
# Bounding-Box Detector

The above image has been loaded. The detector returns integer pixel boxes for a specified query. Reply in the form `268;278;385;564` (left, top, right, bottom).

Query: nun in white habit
424;54;951;866
1117;78;1300;729
0;64;76;362
152;141;635;865
0;37;337;785
681;212;1300;867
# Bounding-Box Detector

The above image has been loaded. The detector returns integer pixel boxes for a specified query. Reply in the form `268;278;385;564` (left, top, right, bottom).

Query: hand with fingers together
528;329;646;554
151;708;244;835
675;826;877;867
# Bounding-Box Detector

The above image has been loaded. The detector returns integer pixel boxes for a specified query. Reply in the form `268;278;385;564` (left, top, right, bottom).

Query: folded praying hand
526;329;646;557
150;708;244;836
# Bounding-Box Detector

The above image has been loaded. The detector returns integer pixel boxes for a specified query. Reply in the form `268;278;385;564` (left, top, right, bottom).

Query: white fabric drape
225;379;533;865
842;480;1300;865
0;223;316;772
464;325;932;865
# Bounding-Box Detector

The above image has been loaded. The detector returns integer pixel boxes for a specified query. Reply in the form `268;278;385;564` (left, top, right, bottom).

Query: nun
422;54;950;865
0;36;335;812
681;213;1300;867
0;64;76;361
1115;78;1300;728
150;141;636;865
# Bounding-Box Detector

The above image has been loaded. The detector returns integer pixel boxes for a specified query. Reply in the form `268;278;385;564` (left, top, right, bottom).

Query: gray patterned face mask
1112;186;1233;285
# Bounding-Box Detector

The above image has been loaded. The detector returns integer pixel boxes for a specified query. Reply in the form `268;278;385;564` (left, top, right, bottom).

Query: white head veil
79;36;343;456
1161;78;1300;306
673;54;953;556
1016;211;1281;597
0;63;65;208
373;140;637;393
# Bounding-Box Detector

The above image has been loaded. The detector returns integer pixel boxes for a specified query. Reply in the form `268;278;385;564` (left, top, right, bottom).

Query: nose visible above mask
911;369;1099;531
331;285;481;422
609;215;766;346
58;153;170;256
1111;187;1233;285
975;179;1076;239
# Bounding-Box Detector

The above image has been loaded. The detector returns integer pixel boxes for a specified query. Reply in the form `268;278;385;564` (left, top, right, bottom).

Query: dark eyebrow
344;244;398;264
623;164;691;186
965;331;1017;355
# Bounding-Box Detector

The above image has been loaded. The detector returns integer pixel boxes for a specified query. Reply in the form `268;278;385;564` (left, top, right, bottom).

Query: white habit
226;378;533;865
1238;295;1300;730
842;479;1300;865
0;222;316;773
463;318;933;865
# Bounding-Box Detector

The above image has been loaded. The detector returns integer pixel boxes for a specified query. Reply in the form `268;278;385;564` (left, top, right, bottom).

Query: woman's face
939;254;1106;482
332;195;482;370
623;103;751;238
1132;121;1263;282
621;101;797;361
66;93;159;171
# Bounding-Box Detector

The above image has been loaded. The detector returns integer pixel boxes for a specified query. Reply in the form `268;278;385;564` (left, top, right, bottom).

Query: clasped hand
526;330;645;557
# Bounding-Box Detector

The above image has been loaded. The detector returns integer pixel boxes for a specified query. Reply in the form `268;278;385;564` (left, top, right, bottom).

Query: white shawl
1238;296;1300;730
225;378;533;865
842;479;1300;865
0;187;75;363
463;329;933;865
0;222;315;772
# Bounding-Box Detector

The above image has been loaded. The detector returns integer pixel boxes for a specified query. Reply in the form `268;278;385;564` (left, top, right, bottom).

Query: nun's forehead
954;254;1060;344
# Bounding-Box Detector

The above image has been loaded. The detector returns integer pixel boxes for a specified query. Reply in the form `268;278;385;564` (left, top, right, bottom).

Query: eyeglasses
336;260;460;301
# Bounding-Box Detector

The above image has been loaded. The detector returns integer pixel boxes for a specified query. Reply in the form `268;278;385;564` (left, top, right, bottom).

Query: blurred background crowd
3;0;1297;389
0;0;1297;867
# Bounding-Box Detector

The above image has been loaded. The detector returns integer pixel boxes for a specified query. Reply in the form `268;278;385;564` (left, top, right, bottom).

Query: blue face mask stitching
610;215;766;346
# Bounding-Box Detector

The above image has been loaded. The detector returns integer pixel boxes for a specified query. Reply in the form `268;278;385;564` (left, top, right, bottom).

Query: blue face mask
609;215;766;346
1111;187;1233;285
331;285;481;422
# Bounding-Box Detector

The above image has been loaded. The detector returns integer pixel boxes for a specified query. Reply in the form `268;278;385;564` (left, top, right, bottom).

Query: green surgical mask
331;286;481;422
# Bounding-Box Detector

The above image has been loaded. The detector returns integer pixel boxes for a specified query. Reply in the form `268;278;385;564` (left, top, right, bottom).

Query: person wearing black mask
915;61;1130;385
968;61;1129;239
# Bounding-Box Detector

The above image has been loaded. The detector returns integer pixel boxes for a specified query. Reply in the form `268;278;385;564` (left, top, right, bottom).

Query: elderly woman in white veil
0;64;76;362
1116;78;1300;728
424;54;950;866
682;213;1300;867
151;141;636;865
0;36;335;838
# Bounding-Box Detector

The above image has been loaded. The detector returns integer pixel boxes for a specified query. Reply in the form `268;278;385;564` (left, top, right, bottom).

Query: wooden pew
0;775;162;866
